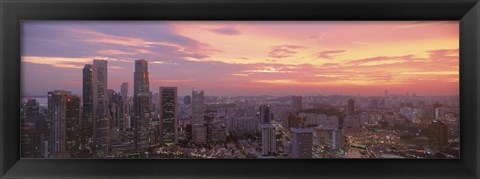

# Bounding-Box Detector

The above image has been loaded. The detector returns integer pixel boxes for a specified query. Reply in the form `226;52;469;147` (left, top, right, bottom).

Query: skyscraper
259;104;276;156
261;123;276;156
133;59;150;151
22;99;41;158
292;96;303;113
65;95;81;157
121;82;128;101
48;90;80;158
120;82;130;130
108;89;123;129
191;90;206;144
92;59;110;157
429;121;448;147
347;98;355;115
82;64;94;142
384;89;389;97
259;104;271;124
291;127;314;158
21;123;38;158
159;87;178;146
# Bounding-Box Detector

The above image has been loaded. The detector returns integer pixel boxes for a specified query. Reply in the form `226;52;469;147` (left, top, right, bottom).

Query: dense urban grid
21;59;460;159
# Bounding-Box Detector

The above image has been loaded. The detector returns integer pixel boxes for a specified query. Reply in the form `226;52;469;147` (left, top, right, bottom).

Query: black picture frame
1;0;479;178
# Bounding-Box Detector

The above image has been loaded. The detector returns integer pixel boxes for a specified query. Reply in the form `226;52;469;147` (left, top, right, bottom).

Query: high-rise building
65;95;81;157
121;82;128;101
24;99;49;158
290;127;314;158
259;104;271;124
108;89;123;129
82;64;94;142
120;82;129;130
384;89;389;97
191;90;206;144
92;59;110;157
261;123;276;156
159;87;178;146
48;90;70;158
21;123;38;158
48;90;80;158
429;121;448;147
22;99;41;158
259;104;276;156
347;98;355;115
292;96;303;113
133;59;151;151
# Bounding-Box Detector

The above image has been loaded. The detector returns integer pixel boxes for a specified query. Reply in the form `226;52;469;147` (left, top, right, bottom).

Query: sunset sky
21;21;459;97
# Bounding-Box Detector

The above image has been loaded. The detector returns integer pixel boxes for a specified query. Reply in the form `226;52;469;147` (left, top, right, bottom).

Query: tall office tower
133;59;151;151
48;90;70;158
121;83;128;100
82;64;94;142
191;90;206;144
120;82;129;130
24;99;49;158
22;99;41;157
65;95;81;157
21;123;38;158
428;121;448;147
290;127;314;158
108;89;123;129
184;95;191;105
260;104;276;156
48;90;80;158
92;59;111;157
292;96;303;113
384;89;389;97
261;123;276;156
347;98;355;115
259;104;271;124
159;87;178;146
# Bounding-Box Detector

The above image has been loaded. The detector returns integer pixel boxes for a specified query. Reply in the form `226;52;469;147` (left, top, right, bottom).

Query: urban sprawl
21;59;460;159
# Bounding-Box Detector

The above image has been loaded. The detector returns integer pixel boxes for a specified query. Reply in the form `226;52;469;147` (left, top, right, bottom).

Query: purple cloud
209;27;241;35
22;21;221;68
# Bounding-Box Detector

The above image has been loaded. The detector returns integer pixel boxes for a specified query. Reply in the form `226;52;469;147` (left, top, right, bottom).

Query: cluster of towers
46;59;185;158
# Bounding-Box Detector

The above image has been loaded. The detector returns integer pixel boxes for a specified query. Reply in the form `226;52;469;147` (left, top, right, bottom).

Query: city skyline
20;21;461;159
22;21;459;97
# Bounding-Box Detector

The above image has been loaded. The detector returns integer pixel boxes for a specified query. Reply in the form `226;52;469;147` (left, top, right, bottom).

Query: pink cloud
317;50;346;59
268;45;305;59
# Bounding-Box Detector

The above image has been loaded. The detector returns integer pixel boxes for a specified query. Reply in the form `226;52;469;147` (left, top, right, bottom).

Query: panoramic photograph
20;21;459;159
